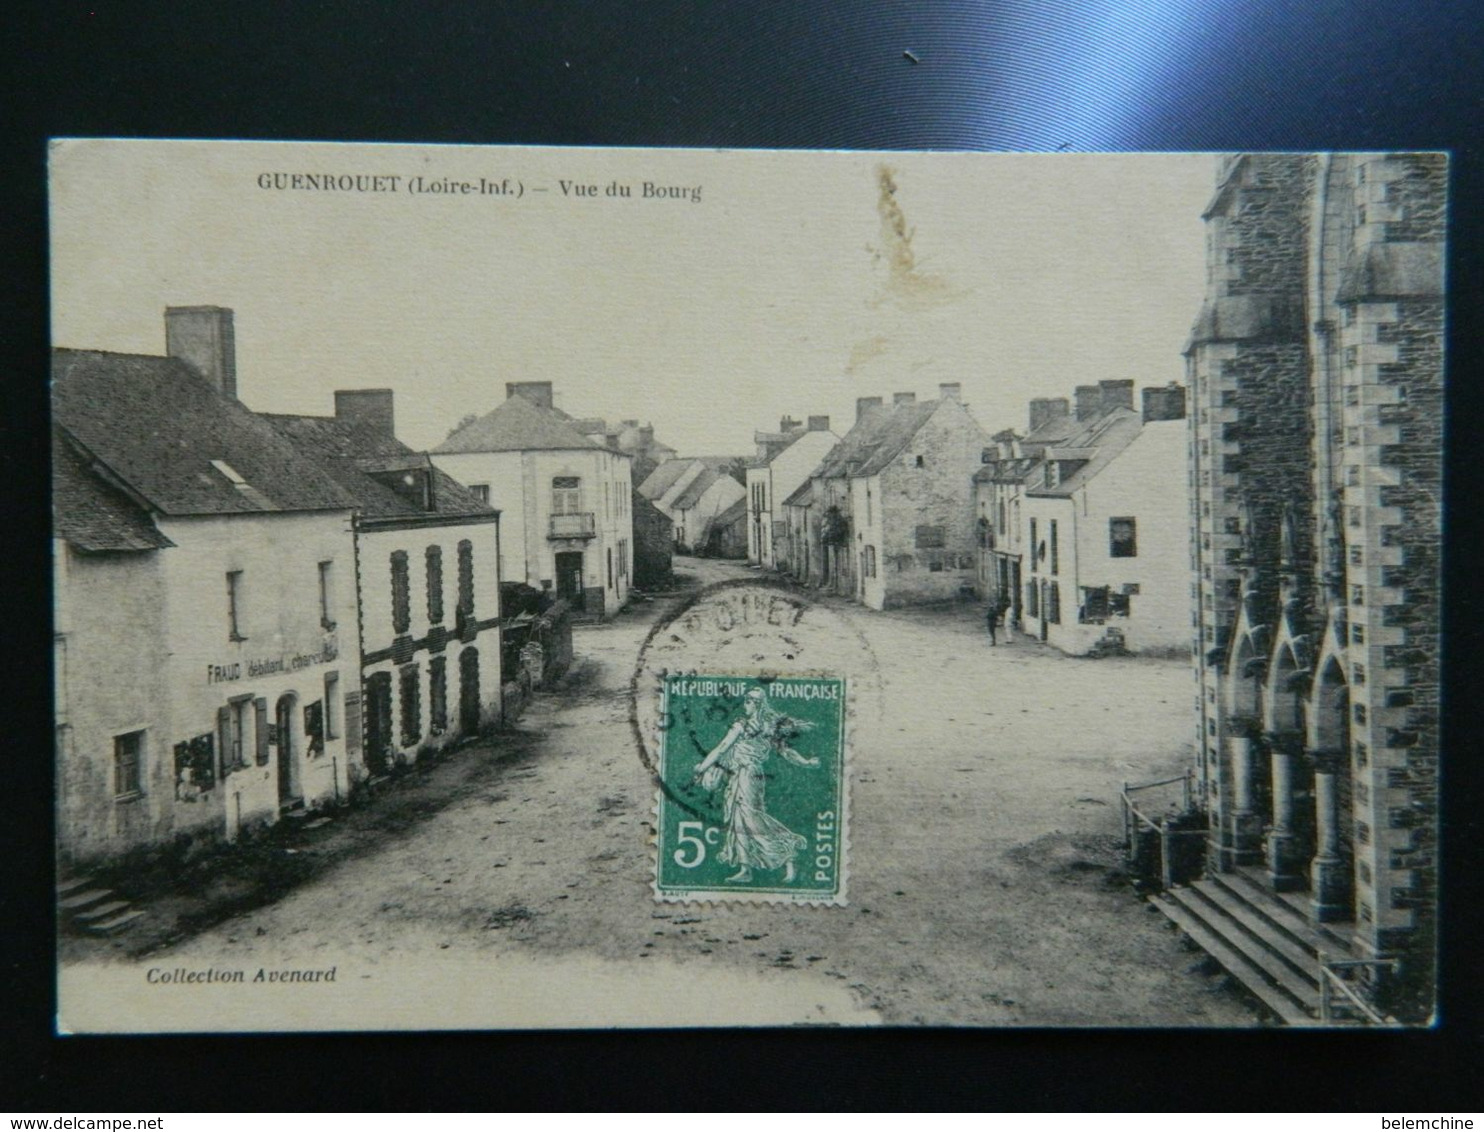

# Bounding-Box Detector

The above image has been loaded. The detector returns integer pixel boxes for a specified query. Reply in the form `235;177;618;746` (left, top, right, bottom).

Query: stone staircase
1153;866;1355;1026
57;875;147;936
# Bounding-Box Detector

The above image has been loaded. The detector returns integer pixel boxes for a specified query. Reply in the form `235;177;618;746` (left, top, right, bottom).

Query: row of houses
745;380;1193;655
54;307;652;869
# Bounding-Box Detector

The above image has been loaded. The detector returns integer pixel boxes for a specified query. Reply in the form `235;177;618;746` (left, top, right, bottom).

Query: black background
5;0;1482;1112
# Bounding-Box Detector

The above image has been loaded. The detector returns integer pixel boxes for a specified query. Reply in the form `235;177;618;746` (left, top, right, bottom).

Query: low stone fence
499;599;574;723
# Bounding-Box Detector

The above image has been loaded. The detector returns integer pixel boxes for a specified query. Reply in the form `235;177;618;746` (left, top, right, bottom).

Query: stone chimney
938;382;962;402
1142;382;1188;423
165;306;237;399
855;396;884;423
779;415;801;433
505;381;554;409
807;415;830;432
1028;397;1069;433
639;425;654;446
893;392;917;405
1099;379;1135;416
604;431;621;449
334;389;396;438
622;419;639;428
1074;385;1101;421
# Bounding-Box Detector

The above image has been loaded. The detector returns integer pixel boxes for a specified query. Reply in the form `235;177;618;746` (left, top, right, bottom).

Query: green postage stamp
654;674;848;905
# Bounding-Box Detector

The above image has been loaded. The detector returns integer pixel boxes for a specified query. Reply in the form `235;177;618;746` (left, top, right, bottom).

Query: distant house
671;464;746;553
744;414;839;568
432;381;633;619
638;457;746;554
53;307;364;866
265;390;504;772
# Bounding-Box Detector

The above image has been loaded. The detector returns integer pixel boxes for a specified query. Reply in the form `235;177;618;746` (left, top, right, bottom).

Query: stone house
844;385;989;610
264;391;504;774
1178;153;1444;1023
432;382;633;619
53;308;364;868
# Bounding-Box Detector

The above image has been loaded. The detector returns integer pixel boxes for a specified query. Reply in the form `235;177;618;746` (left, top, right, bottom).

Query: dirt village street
66;557;1259;1028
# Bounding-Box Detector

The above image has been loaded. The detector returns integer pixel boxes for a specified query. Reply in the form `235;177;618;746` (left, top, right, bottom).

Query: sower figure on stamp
692;687;819;884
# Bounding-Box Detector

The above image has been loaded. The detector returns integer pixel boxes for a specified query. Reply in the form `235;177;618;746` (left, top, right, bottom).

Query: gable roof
673;466;721;510
851;401;941;476
697;496;747;546
637;459;691;500
52;350;355;517
263;413;495;520
433;394;605;455
52;430;174;552
782;479;815;507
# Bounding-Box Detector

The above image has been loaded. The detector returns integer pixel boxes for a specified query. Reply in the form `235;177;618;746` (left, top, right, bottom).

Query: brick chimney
505;381;554;409
779;415;801;433
938;382;962;402
1028;397;1069;432
855;396;884;423
1074;385;1101;421
165;306;237;399
334;389;396;438
893;392;917;405
622;419;639;427
1142;382;1188;422
1099;379;1135;416
807;415;830;432
638;425;654;446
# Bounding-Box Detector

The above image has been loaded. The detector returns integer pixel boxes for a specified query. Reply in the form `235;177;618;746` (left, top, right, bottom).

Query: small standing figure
691;687;819;884
986;601;1003;646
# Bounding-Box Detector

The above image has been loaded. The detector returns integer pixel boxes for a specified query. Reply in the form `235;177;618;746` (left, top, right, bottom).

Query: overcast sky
51;140;1215;455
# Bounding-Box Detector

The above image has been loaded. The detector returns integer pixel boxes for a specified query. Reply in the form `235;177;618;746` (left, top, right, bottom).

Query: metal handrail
1317;953;1401;1026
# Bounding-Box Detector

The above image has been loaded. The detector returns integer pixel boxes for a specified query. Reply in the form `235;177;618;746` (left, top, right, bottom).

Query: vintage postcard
51;141;1444;1030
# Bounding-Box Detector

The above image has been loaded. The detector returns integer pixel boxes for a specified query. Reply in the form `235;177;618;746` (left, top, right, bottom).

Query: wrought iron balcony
548;512;597;539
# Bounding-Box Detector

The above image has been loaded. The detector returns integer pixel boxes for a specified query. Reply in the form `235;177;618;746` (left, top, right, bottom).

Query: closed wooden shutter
254;698;269;764
217;705;232;777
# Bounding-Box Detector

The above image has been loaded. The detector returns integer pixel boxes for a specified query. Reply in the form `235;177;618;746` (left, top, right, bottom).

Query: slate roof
782;479;815;508
52;430;174;552
263;413;495;520
850;402;939;476
673;466;721;510
637;459;691;500
432;394;605;454
52;350;356;517
810;400;938;480
1025;408;1143;497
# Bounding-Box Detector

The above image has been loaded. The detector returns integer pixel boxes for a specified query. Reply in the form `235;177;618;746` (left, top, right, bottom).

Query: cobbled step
1153;893;1314;1027
57;876;95;897
302;817;332;831
58;888;113;911
1188;880;1319;982
85;909;147;935
74;899;132;922
1224;867;1354;956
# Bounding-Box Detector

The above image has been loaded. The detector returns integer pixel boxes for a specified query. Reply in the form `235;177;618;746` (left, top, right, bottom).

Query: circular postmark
630;579;882;904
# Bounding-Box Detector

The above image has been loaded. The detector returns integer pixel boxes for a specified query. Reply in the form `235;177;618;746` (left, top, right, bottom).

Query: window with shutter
457;540;475;619
390;550;411;634
254;698;269;765
399;663;421;748
425;545;444;624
